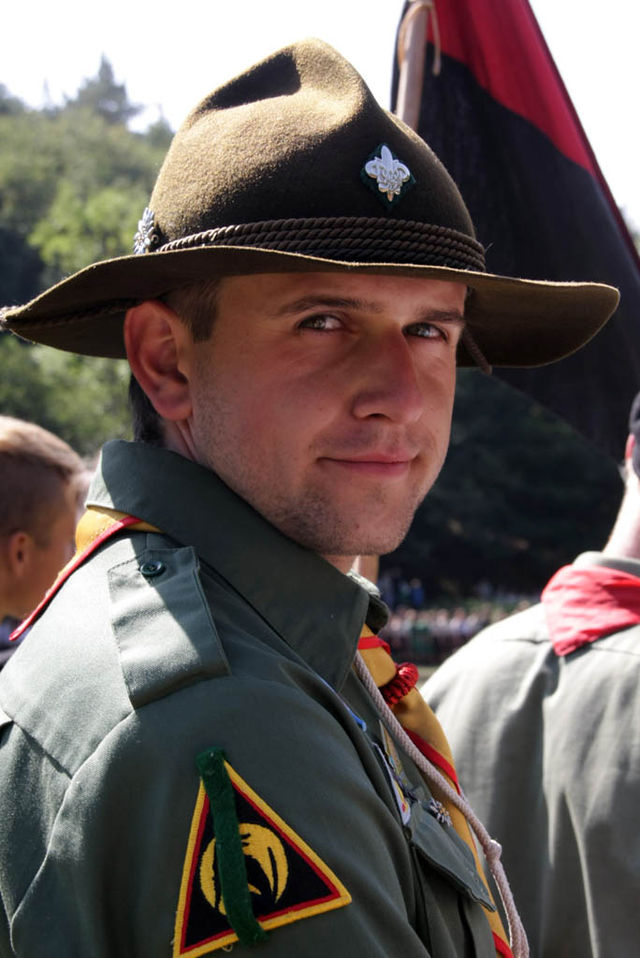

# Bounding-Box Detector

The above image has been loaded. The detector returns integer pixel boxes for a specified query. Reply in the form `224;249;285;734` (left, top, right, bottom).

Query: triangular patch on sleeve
173;761;351;957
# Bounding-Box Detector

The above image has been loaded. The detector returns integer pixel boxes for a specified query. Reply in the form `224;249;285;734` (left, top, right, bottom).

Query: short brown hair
129;278;221;444
0;417;85;544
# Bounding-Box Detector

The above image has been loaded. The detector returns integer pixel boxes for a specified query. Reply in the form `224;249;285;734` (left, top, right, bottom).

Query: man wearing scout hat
0;39;618;958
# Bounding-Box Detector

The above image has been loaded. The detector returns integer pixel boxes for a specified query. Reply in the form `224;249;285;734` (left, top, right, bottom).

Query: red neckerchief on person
358;629;513;958
542;564;640;656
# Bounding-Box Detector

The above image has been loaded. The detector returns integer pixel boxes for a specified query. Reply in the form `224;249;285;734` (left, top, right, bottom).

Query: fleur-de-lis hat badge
361;143;415;209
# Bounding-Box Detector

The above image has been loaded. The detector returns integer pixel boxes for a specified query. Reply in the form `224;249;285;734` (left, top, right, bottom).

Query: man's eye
406;323;446;340
298;314;342;331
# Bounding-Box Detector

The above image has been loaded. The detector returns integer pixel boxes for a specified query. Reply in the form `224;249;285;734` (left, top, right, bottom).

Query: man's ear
124;300;193;422
4;531;32;580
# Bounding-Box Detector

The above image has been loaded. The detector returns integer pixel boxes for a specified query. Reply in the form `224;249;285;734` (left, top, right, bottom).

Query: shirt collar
572;551;640;578
89;440;370;690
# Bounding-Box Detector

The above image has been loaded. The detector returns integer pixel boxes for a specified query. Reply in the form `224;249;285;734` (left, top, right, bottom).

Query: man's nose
350;330;425;424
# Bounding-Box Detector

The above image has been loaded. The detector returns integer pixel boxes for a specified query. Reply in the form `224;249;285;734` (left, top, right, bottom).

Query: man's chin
313;526;413;565
264;492;422;563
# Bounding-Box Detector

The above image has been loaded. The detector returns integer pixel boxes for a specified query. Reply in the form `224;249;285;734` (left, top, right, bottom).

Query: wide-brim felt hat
1;39;619;366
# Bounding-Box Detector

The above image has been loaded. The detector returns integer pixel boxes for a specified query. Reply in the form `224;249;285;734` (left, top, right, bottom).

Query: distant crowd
377;569;536;665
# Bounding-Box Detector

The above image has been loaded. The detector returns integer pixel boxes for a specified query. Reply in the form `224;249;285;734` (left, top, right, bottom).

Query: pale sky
4;0;639;229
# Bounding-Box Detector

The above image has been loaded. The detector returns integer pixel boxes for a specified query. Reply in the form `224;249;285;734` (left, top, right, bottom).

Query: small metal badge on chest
426;798;452;828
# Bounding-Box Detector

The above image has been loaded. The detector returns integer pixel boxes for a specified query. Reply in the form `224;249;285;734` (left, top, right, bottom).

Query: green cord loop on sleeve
196;748;268;947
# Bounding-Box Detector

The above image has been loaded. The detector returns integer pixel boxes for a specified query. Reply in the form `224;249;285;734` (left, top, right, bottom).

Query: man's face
183;271;466;569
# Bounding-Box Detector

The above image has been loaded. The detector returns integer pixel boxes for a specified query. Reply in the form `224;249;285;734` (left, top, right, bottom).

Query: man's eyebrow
414;309;467;327
274;297;467;325
275;295;384;315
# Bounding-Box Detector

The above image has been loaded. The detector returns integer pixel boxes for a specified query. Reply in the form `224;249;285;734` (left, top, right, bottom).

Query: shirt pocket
407;798;495;909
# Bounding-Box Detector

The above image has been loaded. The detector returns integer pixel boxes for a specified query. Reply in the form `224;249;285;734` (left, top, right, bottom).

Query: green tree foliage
0;334;131;457
145;117;174;151
30;180;148;276
0;60;167;295
0;83;25;116
0;109;61;244
65;55;142;126
0;59;167;458
0;228;42;303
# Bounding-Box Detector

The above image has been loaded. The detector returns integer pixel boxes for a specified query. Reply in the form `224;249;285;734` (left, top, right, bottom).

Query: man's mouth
318;454;414;478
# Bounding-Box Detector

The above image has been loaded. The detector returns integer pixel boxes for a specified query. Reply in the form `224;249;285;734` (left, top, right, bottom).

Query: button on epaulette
139;560;166;578
110;546;230;707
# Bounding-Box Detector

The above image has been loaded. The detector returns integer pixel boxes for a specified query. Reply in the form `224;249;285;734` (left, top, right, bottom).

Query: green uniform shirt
0;441;495;957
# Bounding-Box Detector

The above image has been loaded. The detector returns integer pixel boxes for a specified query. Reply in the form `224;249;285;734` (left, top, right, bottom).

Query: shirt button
139;559;166;578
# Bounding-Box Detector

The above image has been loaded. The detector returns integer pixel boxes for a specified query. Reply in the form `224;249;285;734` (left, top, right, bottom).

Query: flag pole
395;0;437;129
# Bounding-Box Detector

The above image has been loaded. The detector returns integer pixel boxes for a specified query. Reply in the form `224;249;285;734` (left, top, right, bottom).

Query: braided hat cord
158;217;486;272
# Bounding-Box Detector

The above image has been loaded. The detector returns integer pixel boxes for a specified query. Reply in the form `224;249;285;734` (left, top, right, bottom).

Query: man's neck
321;554;357;575
602;482;640;560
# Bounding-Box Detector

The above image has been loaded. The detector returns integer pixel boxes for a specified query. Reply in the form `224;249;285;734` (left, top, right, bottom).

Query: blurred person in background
0;416;85;664
423;391;640;957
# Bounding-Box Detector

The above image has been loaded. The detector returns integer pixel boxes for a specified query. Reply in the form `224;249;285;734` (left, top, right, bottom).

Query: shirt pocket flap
109;545;230;708
408;800;494;909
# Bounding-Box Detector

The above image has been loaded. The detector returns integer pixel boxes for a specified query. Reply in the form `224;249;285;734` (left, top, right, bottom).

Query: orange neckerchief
359;627;512;958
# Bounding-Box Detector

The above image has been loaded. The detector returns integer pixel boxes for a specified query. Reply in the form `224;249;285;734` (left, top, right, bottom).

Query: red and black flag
392;0;640;457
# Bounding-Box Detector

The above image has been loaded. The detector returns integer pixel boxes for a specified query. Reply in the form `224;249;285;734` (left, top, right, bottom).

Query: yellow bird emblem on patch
174;762;351;957
199;824;289;915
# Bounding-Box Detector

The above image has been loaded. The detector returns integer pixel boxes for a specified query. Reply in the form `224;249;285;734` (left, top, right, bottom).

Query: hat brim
1;245;619;366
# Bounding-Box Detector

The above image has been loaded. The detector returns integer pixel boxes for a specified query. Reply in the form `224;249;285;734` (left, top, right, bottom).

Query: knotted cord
354;651;529;958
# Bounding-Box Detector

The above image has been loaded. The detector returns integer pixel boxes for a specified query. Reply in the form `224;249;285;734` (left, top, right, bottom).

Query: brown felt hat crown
0;39;619;364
